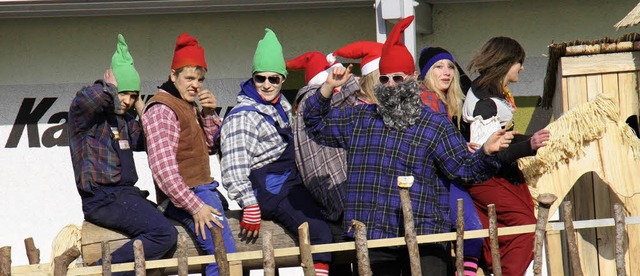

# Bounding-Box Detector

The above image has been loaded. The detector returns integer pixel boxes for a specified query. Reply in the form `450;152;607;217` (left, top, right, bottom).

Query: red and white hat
326;41;382;76
286;51;343;86
379;16;415;75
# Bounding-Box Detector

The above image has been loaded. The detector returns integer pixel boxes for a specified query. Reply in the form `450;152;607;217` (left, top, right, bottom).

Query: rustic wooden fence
5;193;640;276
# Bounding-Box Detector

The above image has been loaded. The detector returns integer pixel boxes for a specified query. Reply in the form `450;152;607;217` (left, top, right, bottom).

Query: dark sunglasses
379;74;406;84
253;75;282;85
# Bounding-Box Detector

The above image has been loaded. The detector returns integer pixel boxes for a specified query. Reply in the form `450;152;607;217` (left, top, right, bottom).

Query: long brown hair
468;37;525;98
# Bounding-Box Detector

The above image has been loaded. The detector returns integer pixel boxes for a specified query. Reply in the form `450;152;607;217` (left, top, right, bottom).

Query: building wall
1;0;638;267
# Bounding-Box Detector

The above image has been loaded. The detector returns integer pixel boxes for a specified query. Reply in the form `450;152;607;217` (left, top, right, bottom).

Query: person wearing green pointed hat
68;34;178;272
220;28;334;276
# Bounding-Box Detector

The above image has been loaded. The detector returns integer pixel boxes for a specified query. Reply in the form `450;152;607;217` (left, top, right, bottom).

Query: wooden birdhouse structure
522;33;640;275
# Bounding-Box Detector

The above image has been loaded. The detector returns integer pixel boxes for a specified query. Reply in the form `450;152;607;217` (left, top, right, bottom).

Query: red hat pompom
171;32;207;70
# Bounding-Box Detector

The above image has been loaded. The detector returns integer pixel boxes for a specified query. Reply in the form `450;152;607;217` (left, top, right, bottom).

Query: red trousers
467;177;536;276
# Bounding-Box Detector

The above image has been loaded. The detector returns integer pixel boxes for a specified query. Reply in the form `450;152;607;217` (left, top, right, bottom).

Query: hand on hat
320;64;353;99
198;89;218;113
103;69;118;88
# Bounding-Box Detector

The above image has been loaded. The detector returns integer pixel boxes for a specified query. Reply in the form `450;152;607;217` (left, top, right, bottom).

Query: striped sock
464;256;479;276
314;262;329;276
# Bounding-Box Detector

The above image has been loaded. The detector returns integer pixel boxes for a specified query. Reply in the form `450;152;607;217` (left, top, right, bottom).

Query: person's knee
154;222;178;247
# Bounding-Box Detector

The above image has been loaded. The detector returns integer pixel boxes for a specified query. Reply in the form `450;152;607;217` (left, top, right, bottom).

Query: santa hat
286;52;342;86
171;32;207;70
111;34;140;93
379;16;415;75
418;46;454;79
326;41;382;76
252;28;287;77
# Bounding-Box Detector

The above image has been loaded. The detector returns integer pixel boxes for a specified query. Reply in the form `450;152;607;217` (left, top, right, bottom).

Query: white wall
1;0;639;267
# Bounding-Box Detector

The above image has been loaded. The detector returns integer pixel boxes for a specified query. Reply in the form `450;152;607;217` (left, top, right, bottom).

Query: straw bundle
519;93;640;187
49;224;82;274
615;2;640;30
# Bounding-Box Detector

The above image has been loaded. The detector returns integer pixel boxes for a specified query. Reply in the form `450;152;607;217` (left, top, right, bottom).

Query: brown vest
146;92;212;189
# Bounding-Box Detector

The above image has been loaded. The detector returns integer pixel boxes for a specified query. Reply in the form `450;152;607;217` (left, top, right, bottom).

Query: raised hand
198;89;218;110
482;129;515;155
320;64;353;98
103;69;118;88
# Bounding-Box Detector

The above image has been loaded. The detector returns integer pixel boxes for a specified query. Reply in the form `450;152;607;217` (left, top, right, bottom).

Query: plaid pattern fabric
220;94;293;208
68;80;145;194
303;91;501;239
292;77;360;221
143;91;222;215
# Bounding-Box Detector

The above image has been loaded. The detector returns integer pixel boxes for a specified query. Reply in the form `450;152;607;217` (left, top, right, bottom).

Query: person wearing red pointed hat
286;51;360;225
220;29;333;276
327;41;382;104
302;16;519;275
143;32;236;276
378;15;421;88
69;34;178;272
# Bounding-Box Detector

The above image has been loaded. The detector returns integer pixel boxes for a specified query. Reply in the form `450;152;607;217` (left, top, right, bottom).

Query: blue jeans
449;183;483;259
164;182;237;276
83;185;178;276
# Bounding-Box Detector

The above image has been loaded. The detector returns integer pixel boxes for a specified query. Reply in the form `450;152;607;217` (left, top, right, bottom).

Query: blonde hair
358;69;380;104
422;60;465;120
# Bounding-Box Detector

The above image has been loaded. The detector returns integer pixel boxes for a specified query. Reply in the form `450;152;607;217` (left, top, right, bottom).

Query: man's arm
69;81;118;132
220;113;261;208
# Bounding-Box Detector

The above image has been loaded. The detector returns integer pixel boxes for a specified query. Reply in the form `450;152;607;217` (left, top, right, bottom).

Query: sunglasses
253;75;282;85
379;74;406;84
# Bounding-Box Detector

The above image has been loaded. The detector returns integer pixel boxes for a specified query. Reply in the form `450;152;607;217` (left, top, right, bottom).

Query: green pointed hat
252;28;287;77
111;34;141;93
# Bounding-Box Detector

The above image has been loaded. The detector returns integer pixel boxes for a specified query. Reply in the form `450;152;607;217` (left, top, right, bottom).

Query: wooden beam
561;52;640;76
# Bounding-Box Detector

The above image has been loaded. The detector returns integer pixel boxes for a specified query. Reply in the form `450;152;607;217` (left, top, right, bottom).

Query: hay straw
519;93;640;187
615;2;640;30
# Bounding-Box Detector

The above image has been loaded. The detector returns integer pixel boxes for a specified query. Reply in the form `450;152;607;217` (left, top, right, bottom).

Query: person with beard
303;16;514;275
417;46;483;276
460;37;550;275
68;34;177;273
143;33;236;276
220;29;332;276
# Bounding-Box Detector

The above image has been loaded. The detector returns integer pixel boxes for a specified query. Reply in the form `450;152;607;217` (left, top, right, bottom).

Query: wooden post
533;193;557;276
210;226;230;276
455;199;464;276
397;176;421;276
101;241;112;276
351;220;372;276
133;240;146;276
177;234;188;276
614;203;627;276
298;222;316;276
488;204;502;276
24;237;40;264
562;201;583;276
53;246;81;276
262;230;275;276
0;246;10;276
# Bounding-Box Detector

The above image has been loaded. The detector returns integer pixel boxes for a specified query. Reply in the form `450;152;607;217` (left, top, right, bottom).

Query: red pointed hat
286;51;342;86
379;16;415;75
327;41;383;76
171;32;207;70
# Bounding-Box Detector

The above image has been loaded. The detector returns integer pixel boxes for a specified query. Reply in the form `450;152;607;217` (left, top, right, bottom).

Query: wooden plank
560;52;640;76
545;230;565;276
586;74;603;101
573;173;599;276
618;72;639;122
602;73;621;113
553;61;566;118
623;195;640;275
593;173;615;275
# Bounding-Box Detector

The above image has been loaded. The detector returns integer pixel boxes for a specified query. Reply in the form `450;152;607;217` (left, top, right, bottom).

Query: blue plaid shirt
68;80;145;194
303;90;501;239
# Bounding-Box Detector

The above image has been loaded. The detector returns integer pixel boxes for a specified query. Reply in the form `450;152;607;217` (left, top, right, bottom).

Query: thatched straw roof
615;2;640;30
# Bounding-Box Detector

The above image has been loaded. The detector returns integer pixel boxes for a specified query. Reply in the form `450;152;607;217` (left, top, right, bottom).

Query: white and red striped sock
314;262;329;276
